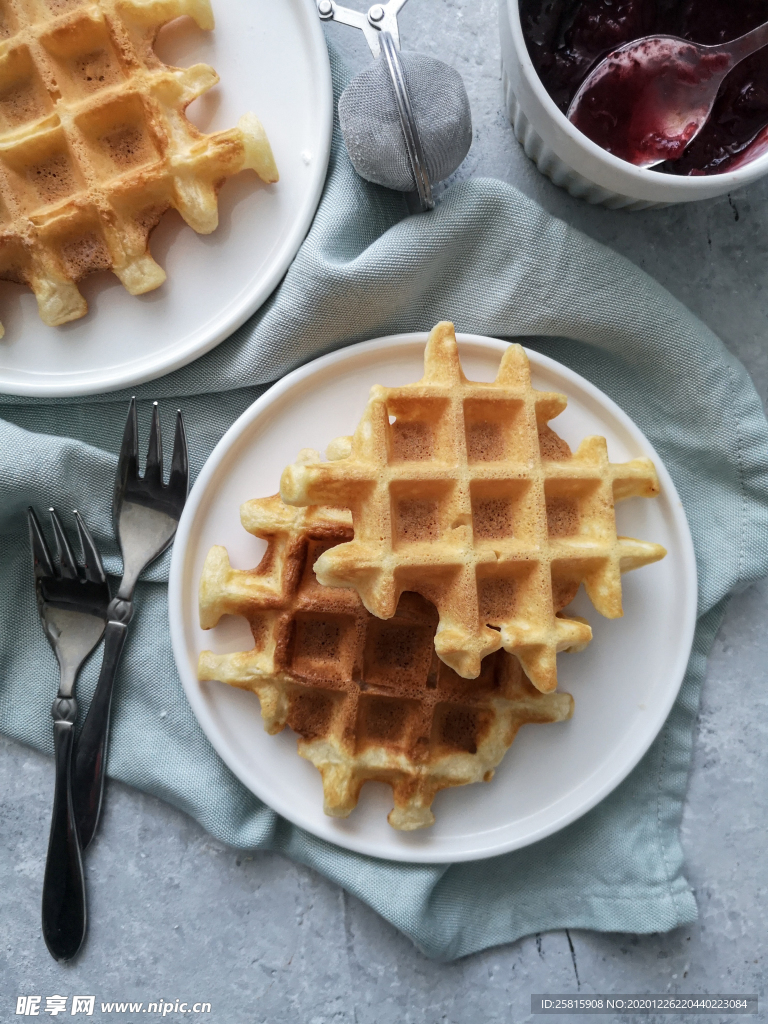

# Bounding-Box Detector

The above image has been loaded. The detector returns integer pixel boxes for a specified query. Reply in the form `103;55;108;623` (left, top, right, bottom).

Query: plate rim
0;0;333;398
168;331;698;863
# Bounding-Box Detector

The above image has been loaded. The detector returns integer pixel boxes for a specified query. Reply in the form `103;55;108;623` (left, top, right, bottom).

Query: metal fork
28;507;110;962
71;399;189;851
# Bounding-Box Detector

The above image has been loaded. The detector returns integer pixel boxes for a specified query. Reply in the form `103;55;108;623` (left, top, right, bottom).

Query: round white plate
0;0;332;397
169;333;697;863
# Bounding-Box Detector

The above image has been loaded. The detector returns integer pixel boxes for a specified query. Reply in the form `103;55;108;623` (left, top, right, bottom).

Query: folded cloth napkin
2;48;768;962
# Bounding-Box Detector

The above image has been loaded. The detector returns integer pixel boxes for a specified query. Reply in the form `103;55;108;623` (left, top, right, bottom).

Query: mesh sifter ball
317;0;473;210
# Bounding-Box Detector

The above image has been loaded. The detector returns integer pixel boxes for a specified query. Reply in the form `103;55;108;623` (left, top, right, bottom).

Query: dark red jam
520;0;768;174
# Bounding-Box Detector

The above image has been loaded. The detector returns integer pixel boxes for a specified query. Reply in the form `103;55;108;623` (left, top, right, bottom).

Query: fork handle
42;698;86;962
72;614;130;850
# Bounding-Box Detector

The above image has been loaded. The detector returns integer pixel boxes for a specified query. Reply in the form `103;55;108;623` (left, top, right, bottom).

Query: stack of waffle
198;322;666;830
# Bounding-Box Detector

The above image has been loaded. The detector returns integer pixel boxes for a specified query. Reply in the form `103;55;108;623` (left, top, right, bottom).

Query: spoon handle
713;20;768;66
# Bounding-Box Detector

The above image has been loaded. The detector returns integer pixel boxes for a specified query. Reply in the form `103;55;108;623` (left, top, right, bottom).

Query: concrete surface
1;1;766;1021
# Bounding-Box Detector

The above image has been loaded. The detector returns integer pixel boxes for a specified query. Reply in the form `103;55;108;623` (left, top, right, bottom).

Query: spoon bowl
567;20;768;168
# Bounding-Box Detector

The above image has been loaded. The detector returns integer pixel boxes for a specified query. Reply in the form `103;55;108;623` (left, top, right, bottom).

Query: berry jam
568;38;731;165
520;0;768;174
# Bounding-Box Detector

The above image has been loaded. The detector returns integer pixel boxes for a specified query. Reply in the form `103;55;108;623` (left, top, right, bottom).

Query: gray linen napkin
1;49;768;960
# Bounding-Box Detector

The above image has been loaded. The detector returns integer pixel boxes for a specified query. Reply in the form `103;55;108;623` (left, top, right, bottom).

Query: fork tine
144;402;163;485
119;396;139;471
28;507;56;579
50;508;78;579
169;409;189;500
114;397;139;515
74;510;106;584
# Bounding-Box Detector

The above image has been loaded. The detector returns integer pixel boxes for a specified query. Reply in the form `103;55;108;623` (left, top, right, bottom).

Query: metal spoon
567;21;768;168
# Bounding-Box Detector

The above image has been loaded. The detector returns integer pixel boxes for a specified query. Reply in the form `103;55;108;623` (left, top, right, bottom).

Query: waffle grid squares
281;322;667;693
198;497;573;830
0;0;277;334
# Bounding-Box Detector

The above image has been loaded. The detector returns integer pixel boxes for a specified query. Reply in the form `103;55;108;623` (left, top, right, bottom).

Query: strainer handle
379;30;434;211
317;0;383;55
316;0;412;55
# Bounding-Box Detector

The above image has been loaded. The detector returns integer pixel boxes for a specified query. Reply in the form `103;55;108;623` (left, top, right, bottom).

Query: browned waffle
280;322;667;693
198;496;573;830
0;0;277;335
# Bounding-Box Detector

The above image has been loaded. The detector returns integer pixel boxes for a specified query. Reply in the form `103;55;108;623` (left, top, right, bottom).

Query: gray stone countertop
1;2;766;1021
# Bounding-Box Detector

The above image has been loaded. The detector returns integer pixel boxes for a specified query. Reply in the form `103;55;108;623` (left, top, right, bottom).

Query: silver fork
28;507;110;962
71;399;189;851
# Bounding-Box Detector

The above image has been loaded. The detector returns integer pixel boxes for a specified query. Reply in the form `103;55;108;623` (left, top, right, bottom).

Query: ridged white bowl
499;0;768;209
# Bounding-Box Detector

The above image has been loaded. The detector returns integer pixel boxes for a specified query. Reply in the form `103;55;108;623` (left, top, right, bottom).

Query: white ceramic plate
0;0;332;397
169;333;697;863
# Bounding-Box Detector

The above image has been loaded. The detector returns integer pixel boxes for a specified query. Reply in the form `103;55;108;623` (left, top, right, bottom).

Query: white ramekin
499;0;768;209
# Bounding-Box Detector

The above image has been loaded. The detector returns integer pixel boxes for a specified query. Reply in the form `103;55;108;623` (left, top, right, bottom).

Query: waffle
197;495;573;831
281;321;667;693
0;0;278;335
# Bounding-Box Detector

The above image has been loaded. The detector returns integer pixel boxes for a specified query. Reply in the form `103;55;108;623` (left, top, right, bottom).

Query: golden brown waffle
280;321;667;693
0;0;277;335
198;495;573;831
